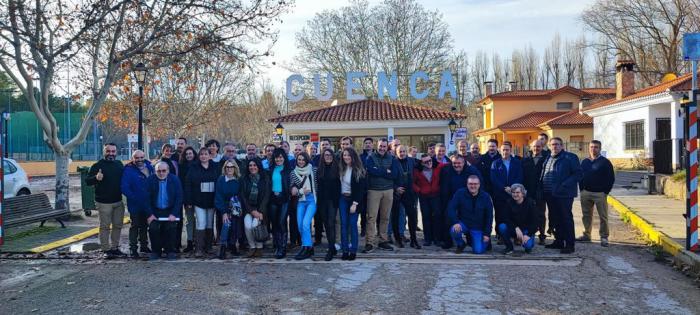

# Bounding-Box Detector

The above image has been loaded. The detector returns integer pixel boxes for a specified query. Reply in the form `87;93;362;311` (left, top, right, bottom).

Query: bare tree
0;0;291;209
549;33;563;88
471;51;490;99
294;0;453;102
582;0;699;85
563;39;577;86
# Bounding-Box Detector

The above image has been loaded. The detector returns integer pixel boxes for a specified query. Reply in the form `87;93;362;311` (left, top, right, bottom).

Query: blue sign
683;33;700;60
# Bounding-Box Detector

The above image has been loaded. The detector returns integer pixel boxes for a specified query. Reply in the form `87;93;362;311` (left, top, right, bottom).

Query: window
556;102;573;110
3;160;17;175
625;120;644;150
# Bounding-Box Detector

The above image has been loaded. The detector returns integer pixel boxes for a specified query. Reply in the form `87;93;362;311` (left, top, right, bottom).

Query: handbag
252;219;270;242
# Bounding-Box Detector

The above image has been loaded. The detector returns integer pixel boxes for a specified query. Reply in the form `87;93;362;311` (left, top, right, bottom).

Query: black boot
230;244;240;256
410;239;422;249
275;233;287;259
205;229;214;254
294;246;308;260
218;244;227;260
183;240;194;253
194;230;205;258
395;236;404;248
324;247;336;261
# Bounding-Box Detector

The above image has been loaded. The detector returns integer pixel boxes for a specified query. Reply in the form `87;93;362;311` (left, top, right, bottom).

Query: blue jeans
387;204;406;238
418;196;440;244
450;222;487;254
339;195;359;253
219;216;242;246
297;194;317;247
497;223;534;251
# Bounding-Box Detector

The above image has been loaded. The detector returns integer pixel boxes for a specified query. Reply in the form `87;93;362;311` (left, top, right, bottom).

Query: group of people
86;132;615;261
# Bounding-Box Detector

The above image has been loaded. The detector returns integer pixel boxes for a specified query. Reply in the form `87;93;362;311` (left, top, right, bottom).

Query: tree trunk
55;152;71;211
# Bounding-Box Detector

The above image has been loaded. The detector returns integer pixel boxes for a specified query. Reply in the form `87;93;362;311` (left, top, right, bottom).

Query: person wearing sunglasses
413;153;446;247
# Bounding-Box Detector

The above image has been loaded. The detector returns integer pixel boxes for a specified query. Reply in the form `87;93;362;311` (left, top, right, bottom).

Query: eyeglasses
422;160;432;164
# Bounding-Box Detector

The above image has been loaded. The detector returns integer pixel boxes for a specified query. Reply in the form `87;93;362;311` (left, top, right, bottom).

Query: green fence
5;111;103;161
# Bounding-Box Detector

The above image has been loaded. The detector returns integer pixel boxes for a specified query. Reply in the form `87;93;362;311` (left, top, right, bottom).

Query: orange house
473;85;615;157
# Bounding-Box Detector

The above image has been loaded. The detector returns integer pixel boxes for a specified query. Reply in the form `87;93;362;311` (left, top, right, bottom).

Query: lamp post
133;62;148;151
275;122;284;142
2;111;10;158
448;118;457;140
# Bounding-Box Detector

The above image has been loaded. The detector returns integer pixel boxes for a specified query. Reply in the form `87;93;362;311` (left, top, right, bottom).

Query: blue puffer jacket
121;160;155;214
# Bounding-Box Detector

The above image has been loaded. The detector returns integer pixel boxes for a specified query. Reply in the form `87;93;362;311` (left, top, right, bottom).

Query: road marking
29;217;131;253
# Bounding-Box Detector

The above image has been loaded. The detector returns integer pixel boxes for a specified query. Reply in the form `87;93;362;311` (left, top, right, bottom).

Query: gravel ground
1;201;699;314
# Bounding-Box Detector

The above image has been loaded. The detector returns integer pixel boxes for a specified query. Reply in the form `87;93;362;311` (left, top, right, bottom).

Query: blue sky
260;0;596;88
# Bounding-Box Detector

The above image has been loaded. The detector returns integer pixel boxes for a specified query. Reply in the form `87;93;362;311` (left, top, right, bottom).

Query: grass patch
670;170;685;183
4;226;59;242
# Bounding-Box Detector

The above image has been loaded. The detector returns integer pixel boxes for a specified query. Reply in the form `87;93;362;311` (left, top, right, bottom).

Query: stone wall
610;157;653;170
657;175;686;201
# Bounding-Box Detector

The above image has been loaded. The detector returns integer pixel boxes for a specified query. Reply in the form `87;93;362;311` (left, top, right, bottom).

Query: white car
3;158;31;198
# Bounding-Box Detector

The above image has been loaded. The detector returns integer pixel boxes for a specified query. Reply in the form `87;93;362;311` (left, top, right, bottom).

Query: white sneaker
335;243;341;251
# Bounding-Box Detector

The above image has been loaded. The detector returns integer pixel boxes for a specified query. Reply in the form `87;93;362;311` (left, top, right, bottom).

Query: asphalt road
2;202;699;315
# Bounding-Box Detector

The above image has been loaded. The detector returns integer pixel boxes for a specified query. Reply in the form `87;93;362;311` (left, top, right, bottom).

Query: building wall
285;126;451;153
592;106;649;159
489;93;582;127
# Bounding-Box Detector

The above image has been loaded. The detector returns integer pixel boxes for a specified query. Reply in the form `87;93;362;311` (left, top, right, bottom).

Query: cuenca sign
286;70;457;102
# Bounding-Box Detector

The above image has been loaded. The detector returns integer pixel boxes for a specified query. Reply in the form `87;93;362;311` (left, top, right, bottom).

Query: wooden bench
3;193;70;229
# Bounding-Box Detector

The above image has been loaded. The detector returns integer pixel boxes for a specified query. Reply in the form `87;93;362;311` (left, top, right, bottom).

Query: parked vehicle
3;158;31;198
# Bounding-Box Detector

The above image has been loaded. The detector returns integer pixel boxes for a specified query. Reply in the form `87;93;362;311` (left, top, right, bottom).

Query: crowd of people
85;133;615;261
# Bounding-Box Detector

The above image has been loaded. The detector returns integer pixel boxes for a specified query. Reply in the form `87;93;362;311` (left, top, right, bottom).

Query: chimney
579;97;590;114
484;81;493;97
615;59;635;100
508;81;517;92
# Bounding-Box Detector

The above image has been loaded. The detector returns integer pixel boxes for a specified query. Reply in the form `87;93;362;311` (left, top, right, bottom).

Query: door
656;118;671;140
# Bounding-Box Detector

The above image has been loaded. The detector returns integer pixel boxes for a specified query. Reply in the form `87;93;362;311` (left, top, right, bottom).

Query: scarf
249;173;260;206
294;164;314;195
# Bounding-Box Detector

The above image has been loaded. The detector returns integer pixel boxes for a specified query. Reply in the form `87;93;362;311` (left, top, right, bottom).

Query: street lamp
133;62;148;151
275;122;284;140
2;111;10;158
448;118;457;138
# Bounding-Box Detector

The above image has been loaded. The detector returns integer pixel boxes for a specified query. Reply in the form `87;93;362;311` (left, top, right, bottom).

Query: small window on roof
556;102;573;110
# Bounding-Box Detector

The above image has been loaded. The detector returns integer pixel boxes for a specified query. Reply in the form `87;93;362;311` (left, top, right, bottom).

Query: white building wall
593;106;650;158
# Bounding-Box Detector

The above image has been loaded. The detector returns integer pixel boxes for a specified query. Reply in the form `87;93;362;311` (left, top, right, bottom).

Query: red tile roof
268;99;466;123
479;86;615;104
498;111;565;129
584;73;696;111
539;110;592;127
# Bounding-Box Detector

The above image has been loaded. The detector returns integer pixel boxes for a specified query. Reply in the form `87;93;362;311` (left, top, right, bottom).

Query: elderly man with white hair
146;161;184;260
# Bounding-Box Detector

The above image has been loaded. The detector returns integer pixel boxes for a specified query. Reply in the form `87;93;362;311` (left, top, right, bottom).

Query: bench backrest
4;193;56;217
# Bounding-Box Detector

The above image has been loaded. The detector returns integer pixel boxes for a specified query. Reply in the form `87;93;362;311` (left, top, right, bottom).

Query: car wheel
17;188;31;196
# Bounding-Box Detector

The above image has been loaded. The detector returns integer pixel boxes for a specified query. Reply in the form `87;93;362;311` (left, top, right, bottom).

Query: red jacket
413;164;444;198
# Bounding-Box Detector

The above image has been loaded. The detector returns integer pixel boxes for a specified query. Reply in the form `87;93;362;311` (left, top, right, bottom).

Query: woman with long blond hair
214;159;243;259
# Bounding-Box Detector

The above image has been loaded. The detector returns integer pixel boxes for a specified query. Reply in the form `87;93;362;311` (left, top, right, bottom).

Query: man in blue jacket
120;150;154;259
146;162;184;260
447;175;494;254
540;137;583;254
364;138;401;252
438;155;482;249
490;142;523;228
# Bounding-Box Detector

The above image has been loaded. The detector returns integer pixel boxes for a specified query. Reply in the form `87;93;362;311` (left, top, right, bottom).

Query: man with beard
479;139;502;196
121;150;154;258
86;143;126;259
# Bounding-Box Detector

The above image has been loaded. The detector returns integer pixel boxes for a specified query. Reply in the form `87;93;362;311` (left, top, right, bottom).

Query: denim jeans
339;195;359;253
269;198;289;235
297;194;317;247
418;196;440;244
497;223;535;250
450;222;487;254
219;215;242;246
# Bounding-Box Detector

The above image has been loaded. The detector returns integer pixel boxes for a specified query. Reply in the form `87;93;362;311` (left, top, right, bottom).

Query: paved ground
611;188;686;243
2;198;699;314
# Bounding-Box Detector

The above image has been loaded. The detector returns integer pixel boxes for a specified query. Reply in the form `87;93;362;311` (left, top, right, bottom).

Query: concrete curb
29;217;131;253
608;195;700;274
